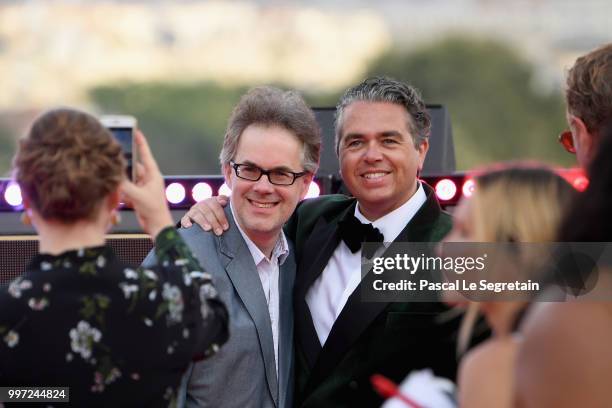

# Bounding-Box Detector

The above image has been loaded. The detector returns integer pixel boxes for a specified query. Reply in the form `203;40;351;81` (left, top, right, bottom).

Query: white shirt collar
354;181;427;242
230;202;290;265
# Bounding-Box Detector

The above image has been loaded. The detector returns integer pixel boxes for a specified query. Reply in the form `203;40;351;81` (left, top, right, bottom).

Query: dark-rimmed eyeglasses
230;161;307;186
558;130;576;154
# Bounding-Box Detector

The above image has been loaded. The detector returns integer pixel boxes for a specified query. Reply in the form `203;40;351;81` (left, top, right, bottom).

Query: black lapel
294;203;355;369
393;183;444;243
305;184;444;388
278;249;296;407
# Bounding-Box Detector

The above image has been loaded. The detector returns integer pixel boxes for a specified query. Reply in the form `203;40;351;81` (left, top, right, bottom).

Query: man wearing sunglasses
558;43;612;169
516;43;612;408
144;86;321;408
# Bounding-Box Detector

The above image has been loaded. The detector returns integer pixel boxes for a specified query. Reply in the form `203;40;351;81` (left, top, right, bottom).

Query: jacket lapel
306;184;445;389
393;183;445;243
219;208;279;407
278;244;296;408
294;203;354;369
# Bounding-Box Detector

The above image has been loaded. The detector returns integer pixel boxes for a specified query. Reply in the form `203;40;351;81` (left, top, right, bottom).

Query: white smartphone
100;115;138;181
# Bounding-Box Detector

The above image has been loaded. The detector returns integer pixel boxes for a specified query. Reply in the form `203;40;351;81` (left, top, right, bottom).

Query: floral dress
0;227;228;407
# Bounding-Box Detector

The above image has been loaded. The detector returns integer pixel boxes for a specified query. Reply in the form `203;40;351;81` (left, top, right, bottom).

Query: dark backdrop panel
0;236;153;286
0;210;188;236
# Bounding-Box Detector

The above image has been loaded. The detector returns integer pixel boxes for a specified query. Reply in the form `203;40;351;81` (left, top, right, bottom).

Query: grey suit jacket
142;207;295;408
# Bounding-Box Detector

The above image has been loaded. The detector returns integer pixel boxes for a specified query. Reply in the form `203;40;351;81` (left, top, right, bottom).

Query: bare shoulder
458;337;518;408
515;302;612;408
521;302;612;349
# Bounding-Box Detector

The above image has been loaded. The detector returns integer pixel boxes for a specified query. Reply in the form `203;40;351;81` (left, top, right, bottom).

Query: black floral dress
0;227;228;407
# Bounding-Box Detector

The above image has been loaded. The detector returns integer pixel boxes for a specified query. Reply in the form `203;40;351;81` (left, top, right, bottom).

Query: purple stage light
305;182;320;199
4;182;23;207
192;182;213;202
219;183;232;196
165;182;186;204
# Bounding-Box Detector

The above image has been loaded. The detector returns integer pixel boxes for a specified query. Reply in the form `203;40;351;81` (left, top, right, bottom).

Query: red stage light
462;179;475;198
435;179;457;201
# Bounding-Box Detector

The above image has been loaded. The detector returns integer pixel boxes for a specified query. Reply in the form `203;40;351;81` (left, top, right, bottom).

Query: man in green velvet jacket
182;77;461;407
284;77;459;408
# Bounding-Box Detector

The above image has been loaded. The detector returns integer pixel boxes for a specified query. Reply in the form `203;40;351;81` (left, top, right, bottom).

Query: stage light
462;179;476;198
573;176;589;192
435;179;457;201
305;182;320;199
165;182;186;204
4;182;23;207
219;183;232;196
192;182;213;202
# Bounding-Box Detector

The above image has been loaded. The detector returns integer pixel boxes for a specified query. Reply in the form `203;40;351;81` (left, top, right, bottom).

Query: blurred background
1;0;610;176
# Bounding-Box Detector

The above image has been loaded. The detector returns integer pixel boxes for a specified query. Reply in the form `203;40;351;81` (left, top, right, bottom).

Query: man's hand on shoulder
180;195;230;236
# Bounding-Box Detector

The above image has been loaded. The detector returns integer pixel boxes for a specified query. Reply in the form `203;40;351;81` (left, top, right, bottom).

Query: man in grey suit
143;86;321;407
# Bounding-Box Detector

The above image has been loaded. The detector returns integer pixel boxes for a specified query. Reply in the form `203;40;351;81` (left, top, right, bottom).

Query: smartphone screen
109;128;133;156
100;115;137;181
108;127;134;179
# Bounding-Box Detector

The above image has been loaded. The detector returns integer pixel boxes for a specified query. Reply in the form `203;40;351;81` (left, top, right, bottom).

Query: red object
556;167;589;191
371;374;424;408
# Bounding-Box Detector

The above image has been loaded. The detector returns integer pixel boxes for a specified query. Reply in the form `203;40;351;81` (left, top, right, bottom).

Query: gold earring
21;212;31;226
111;212;121;225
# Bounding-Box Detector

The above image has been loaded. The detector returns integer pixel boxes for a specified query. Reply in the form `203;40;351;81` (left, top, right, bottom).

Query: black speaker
0;235;153;286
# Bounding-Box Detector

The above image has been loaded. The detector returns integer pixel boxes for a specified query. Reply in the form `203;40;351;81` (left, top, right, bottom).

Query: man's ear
417;139;430;172
572;116;597;166
298;172;314;200
222;163;233;189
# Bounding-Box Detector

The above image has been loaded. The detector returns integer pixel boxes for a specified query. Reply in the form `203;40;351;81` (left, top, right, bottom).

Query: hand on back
181;195;230;236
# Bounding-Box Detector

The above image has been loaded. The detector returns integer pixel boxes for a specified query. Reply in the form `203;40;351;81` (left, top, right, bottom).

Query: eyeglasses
558;130;576;154
230;161;307;186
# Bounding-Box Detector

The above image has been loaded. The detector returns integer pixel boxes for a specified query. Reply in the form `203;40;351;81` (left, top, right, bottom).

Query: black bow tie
337;214;384;258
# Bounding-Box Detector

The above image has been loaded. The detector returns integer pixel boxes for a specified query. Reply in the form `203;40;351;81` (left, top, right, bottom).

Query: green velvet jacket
284;184;460;408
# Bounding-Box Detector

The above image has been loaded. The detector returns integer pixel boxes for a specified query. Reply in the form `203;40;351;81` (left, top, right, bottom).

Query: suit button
349;380;358;389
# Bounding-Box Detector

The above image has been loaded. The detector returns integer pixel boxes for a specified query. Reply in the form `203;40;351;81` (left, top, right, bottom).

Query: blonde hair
457;164;576;353
470;165;575;242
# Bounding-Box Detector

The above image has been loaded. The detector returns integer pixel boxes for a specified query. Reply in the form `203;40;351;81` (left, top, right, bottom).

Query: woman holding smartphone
0;108;228;406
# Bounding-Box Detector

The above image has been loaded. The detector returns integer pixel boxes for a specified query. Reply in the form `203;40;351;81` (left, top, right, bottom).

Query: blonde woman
444;164;576;408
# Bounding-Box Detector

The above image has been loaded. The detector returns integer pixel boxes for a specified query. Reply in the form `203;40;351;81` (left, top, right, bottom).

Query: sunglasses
558;130;576;154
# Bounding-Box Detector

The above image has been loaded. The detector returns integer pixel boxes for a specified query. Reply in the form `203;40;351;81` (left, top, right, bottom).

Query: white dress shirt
231;204;289;376
305;182;427;346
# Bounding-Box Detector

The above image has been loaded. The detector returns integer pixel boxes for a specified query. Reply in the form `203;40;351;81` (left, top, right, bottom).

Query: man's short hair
334;76;431;155
219;86;321;173
566;43;612;134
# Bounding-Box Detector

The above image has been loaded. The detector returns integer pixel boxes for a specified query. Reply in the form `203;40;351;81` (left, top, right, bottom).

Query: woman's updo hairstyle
13;108;126;222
